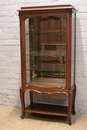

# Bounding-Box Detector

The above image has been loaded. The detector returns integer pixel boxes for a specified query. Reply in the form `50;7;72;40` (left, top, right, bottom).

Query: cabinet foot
67;118;72;125
69;121;72;125
21;114;25;119
72;108;76;115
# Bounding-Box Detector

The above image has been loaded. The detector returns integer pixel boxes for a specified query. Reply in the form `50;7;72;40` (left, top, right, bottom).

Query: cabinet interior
26;16;66;88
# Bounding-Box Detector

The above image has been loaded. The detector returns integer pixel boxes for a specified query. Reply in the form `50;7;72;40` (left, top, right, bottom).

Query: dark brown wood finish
18;5;77;125
25;103;68;116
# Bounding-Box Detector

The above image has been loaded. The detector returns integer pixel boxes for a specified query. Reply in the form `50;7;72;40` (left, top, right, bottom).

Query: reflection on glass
25;16;66;88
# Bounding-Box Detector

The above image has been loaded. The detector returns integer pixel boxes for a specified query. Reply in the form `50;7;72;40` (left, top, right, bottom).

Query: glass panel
25;19;30;83
71;13;75;86
25;15;66;88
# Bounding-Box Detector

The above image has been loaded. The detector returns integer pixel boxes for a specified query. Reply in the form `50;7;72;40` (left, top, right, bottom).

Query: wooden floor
0;105;87;130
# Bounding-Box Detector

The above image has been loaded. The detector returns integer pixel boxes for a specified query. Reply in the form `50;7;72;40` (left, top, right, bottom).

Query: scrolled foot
69;121;72;125
67;118;72;125
21;114;25;119
72;108;76;115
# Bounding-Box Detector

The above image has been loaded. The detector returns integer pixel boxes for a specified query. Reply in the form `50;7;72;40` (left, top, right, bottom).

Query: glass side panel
71;13;75;86
25;15;66;88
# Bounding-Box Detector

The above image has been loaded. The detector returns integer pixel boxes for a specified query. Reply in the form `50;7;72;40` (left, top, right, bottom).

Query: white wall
0;0;87;114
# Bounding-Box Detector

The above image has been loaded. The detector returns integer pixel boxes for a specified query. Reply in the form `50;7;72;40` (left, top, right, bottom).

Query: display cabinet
18;5;77;125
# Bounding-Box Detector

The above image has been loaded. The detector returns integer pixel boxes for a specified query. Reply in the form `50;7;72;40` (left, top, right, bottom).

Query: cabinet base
25;103;68;117
20;103;75;125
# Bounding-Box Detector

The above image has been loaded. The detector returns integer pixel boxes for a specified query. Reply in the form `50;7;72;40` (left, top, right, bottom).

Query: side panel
71;13;76;87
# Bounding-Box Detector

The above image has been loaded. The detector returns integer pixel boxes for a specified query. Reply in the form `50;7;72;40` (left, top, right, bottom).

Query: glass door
25;15;67;89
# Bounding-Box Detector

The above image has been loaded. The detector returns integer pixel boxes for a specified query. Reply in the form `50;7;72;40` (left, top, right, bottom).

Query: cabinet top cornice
18;4;77;13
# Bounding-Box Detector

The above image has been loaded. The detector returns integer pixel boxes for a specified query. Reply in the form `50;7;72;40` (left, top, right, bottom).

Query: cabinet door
25;14;67;89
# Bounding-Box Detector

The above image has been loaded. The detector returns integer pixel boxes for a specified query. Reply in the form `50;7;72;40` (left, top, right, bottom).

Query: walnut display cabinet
18;5;77;125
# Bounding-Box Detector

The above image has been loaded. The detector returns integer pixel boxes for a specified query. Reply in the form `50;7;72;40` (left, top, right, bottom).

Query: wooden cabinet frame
18;5;77;125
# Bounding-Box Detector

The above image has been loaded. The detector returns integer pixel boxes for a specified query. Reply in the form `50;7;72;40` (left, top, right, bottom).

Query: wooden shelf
25;103;68;117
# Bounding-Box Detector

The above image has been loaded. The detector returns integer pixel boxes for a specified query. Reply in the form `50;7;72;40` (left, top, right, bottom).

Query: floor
0;105;87;130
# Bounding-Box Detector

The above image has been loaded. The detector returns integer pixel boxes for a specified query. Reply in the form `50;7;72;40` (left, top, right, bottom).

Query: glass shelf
40;42;66;45
26;31;66;35
27;51;66;57
27;64;65;73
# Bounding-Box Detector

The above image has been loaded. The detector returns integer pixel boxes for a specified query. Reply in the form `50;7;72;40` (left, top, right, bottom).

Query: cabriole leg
72;85;76;115
20;87;25;119
68;91;72;125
